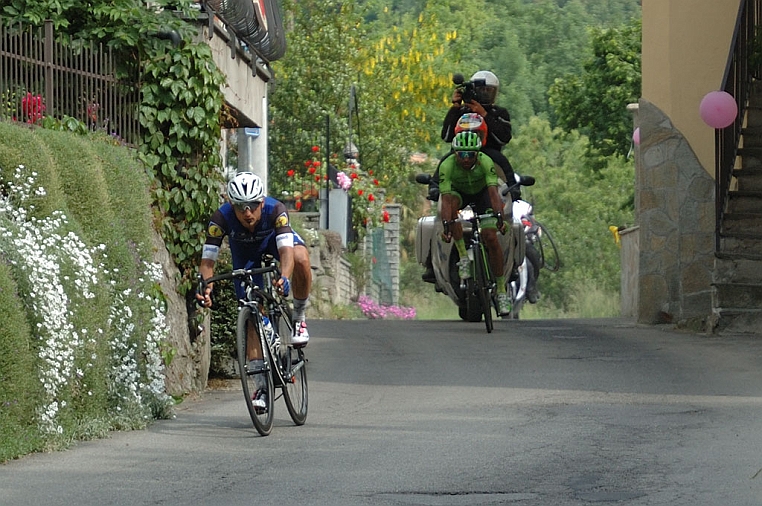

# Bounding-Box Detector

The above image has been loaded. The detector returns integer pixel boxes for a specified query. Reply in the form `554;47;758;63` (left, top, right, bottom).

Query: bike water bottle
262;316;275;344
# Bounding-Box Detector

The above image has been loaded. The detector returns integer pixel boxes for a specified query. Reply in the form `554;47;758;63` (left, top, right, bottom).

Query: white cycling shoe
292;321;310;347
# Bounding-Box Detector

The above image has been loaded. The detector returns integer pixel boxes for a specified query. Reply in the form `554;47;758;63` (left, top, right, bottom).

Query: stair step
742;125;762;136
712;308;762;335
721;212;762;233
714;255;762;283
741;128;762;148
738;147;762;168
746;106;762;126
720;233;762;254
732;168;762;189
713;282;762;309
727;191;762;213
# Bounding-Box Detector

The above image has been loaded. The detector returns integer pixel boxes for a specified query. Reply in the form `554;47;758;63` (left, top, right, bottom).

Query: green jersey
438;152;499;196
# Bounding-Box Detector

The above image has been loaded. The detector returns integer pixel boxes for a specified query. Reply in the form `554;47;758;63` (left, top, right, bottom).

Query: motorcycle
414;173;535;322
507;195;561;319
507;198;540;319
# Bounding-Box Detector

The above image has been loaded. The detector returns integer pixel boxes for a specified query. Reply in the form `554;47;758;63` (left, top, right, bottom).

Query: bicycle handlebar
196;263;280;307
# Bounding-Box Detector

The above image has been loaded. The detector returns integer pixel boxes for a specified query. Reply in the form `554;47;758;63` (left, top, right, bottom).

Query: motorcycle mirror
520;175;535;187
415;173;432;185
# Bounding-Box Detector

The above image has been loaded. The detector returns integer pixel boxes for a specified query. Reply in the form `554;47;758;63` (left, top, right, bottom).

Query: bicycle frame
459;211;500;333
197;258;308;435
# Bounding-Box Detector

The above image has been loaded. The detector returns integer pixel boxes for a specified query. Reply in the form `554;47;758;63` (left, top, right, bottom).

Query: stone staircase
712;87;762;334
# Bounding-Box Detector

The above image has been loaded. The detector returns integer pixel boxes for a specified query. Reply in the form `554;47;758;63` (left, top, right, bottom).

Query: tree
547;18;641;161
509;116;634;310
2;0;228;284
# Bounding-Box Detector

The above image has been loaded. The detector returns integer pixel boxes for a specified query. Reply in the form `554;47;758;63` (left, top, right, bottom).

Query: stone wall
635;99;715;325
151;230;210;396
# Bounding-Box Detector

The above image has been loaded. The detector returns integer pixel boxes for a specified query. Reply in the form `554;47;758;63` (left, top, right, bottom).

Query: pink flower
336;171;352;191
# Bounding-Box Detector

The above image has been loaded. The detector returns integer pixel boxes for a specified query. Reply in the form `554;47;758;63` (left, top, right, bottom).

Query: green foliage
138;42;227;290
0;260;43;461
509;116;634;310
0;123;172;461
208;250;239;378
3;1;227;292
548;18;641;161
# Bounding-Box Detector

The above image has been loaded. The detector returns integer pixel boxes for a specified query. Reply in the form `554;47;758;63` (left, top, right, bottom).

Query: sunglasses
456;151;477;160
233;201;262;213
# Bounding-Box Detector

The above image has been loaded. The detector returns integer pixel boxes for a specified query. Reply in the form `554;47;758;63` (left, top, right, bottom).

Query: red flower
350;173;358;179
383;210;390;223
287;169;295;177
368;194;375;202
295;200;303;211
314;175;321;182
312;145;320;152
304;160;312;168
358;189;364;196
308;166;316;174
368;170;374;175
373;179;379;185
313;161;321;167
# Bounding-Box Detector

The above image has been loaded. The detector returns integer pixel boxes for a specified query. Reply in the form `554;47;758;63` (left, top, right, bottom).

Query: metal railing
717;0;761;251
0;21;140;146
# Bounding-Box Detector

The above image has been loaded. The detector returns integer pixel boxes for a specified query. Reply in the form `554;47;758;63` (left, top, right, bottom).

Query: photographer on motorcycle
440;131;512;316
438;70;516;189
422;70;517;283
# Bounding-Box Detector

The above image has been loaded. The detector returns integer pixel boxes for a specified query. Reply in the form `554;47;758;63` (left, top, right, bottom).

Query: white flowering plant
0;160;172;456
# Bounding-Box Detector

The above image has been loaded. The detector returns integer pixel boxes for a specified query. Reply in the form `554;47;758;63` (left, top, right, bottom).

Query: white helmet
227;172;265;204
470;70;499;104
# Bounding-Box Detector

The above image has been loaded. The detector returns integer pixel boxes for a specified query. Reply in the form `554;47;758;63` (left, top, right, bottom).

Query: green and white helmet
452;131;482;151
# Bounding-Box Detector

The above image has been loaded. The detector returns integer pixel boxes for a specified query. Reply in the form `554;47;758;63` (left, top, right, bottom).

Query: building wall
642;0;741;175
635;0;741;325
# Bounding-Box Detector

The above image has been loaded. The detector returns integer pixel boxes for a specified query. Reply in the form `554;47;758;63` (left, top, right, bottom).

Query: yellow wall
642;0;741;175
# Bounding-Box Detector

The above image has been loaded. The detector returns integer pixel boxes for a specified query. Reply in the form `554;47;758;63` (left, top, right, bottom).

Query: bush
0;123;173;460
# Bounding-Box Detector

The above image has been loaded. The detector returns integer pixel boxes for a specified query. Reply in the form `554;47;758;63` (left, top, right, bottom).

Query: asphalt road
2;318;762;506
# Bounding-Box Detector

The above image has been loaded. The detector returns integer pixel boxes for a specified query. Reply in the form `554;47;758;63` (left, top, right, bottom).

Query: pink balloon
699;91;738;129
632;127;640;146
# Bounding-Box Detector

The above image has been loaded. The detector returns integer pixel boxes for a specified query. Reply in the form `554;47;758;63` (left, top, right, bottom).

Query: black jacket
441;104;512;150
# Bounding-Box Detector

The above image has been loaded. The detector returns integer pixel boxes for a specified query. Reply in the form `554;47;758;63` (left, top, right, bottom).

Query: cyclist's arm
272;205;296;293
197;211;227;307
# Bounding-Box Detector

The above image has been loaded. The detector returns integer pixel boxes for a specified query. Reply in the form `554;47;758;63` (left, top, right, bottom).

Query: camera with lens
453;73;487;104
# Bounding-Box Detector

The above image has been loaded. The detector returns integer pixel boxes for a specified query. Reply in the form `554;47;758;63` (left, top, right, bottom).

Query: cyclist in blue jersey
196;172;312;348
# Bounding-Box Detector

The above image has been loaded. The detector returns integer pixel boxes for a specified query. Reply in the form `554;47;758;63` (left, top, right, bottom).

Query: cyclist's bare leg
291;244;312;300
247;324;264;361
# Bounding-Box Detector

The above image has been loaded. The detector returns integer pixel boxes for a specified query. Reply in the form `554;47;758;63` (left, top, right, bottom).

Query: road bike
198;258;308;436
447;211;502;333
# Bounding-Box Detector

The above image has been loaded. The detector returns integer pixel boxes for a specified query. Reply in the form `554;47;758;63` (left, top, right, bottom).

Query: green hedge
0;121;172;461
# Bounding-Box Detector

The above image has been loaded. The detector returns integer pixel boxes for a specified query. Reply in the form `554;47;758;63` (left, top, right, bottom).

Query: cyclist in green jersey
439;131;511;316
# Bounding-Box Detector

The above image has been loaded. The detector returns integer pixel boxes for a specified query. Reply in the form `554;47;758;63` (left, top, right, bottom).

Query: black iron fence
717;0;761;251
0;21;140;146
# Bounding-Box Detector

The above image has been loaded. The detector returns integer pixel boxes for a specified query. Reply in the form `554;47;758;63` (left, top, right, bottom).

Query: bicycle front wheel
237;305;274;436
282;347;308;425
473;245;493;333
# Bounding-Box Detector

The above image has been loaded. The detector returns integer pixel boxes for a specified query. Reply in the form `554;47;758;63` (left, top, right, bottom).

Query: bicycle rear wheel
282;347;308;425
237;305;274;436
473;245;493;333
